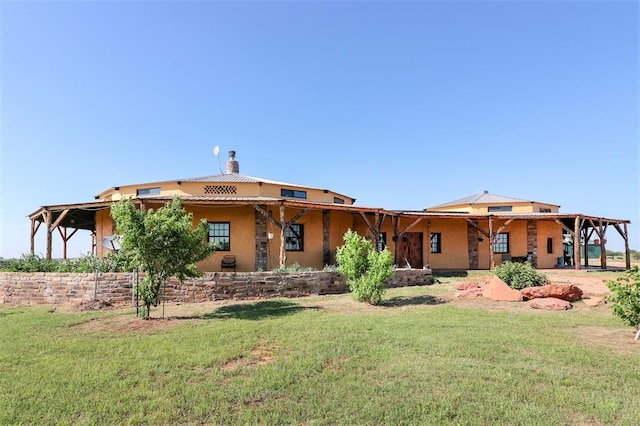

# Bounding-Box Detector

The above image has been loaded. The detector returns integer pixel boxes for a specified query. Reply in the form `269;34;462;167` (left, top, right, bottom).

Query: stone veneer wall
0;269;433;306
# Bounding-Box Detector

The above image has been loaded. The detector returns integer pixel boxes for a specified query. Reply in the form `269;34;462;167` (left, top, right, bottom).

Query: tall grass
1;284;639;425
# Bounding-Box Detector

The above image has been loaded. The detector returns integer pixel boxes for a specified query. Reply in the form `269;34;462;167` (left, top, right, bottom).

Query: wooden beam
279;205;286;268
599;220;607;270
49;209;70;232
252;204;281;228
612;222;631;270
574;216;581;270
43;209;53;260
358;211;377;236
399;217;425;235
624;223;631;270
465;218;490;238
553;219;574;236
30;218;41;254
285;208;310;228
494;218;514;236
489;216;495;270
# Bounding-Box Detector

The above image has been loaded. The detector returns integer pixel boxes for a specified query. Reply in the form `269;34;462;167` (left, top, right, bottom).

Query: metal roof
429;191;559;209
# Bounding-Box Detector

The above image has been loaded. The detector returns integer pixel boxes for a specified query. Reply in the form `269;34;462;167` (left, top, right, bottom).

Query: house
29;151;633;271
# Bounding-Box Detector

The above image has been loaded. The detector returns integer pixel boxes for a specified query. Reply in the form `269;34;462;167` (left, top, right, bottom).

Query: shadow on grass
202;300;320;321
433;270;469;278
381;295;447;308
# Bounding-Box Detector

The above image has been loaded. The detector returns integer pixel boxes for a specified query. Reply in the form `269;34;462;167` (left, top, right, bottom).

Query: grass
1;277;639;425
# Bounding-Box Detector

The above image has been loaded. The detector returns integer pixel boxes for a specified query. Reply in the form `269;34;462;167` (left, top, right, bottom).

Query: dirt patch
73;315;179;333
220;346;276;371
74;299;115;311
572;325;639;354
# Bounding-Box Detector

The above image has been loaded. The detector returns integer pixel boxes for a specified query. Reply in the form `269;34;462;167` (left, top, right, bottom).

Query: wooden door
397;232;423;269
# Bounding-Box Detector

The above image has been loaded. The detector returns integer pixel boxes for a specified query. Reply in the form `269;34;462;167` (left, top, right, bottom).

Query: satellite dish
213;145;223;173
102;235;122;252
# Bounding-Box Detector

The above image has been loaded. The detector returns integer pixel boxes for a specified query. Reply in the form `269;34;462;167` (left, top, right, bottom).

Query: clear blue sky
1;0;638;258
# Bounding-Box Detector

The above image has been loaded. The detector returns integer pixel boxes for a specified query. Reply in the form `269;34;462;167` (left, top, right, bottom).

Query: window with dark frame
488;206;513;212
493;233;509;253
547;237;553;254
281;188;307;199
430;232;442;253
136;187;161;196
208;222;230;251
285;224;304;251
377;232;387;252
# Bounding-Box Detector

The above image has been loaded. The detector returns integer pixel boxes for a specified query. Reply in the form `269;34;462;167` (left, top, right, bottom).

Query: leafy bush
606;266;640;329
336;229;394;305
0;253;130;273
271;263;317;273
494;261;548;290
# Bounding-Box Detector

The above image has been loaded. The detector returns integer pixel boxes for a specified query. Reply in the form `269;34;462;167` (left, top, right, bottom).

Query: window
488;206;512;212
136;187;161;196
285;224;304;251
208;222;230;251
377;232;387;252
333;197;345;204
281;189;307;199
539;208;552;213
430;232;442;253
493;233;509;253
547;237;553;254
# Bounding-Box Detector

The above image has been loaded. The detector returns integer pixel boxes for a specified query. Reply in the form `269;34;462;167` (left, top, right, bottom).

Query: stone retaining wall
0;269;433;306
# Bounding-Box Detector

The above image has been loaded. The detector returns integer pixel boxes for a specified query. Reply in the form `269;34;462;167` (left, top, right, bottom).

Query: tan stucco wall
536;220;564;269
429;202;559;214
98;180;352;205
426;219;470;270
92;199;568;273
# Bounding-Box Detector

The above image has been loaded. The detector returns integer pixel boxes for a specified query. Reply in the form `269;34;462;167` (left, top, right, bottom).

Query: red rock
582;296;605;307
483;275;523;302
456;282;483;291
530;297;572;310
520;284;583;302
455;288;484;298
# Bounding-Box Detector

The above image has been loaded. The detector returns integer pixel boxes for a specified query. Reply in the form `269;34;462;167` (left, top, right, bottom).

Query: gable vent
204;185;237;195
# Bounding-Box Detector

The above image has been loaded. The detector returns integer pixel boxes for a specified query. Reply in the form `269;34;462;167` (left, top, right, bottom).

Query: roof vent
226;150;239;174
483;190;489;194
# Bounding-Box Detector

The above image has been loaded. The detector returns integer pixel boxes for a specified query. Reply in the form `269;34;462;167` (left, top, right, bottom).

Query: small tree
494;261;548;290
336;229;394;305
111;197;216;319
606;266;640;338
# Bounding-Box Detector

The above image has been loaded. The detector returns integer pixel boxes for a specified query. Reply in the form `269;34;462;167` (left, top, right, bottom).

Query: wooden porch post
30;218;40;254
624;223;631;270
489;215;495;270
279;205;286;268
598;220;607;270
573;216;581;270
44;210;53;260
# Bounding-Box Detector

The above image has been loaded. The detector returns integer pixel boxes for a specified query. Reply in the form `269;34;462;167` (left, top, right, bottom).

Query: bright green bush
494;261;548;290
336;229;394;305
0;253;130;273
606;266;640;329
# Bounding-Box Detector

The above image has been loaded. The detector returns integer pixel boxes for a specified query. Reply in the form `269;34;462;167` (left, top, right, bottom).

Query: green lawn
1;278;639;425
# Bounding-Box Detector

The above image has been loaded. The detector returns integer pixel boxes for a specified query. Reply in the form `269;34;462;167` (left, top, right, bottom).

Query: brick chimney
226;150;239;174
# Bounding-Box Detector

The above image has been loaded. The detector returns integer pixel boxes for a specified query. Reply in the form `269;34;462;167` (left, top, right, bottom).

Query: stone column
527;219;538;267
254;207;268;271
467;220;479;269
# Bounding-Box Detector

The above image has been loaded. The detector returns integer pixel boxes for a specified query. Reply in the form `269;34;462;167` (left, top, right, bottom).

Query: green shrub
336;229;394;305
0;252;130;273
606;266;640;329
271;263;317;273
494;261;548;290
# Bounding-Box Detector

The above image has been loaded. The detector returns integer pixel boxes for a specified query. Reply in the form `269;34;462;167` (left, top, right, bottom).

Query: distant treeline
606;249;640;260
